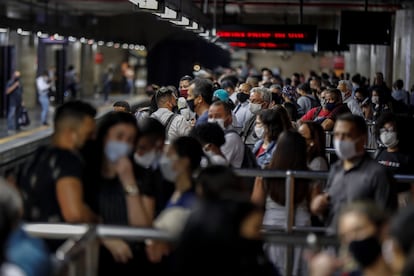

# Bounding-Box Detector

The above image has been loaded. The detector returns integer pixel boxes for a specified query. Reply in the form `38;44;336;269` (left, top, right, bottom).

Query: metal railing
22;171;414;276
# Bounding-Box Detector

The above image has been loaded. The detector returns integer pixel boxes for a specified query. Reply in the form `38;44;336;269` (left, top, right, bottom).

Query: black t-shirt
376;149;413;175
20;146;83;223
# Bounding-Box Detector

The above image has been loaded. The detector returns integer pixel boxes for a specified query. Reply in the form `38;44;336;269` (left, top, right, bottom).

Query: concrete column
80;44;95;97
9;32;38;108
393;9;414;90
344;44;357;75
356;45;371;80
371;45;393;86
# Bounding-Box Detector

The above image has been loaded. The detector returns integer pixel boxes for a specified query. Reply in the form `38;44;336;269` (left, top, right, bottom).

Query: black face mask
237;93;249;103
172;105;179;114
187;99;195;112
348;235;382;268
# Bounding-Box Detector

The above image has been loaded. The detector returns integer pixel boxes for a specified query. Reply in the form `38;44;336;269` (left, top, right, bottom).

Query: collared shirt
325;154;396;230
151;108;192;142
233;101;252;128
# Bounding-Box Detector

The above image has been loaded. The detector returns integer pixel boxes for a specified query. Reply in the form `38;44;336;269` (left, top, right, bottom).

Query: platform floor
0;93;149;141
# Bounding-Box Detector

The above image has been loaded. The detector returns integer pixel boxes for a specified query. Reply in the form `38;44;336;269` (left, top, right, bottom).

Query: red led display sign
217;25;317;44
229;42;294;50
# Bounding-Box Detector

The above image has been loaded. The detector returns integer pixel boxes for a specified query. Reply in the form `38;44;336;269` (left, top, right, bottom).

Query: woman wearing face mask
252;107;292;168
308;201;391;276
371;89;390;122
146;136;204;263
85;111;152;275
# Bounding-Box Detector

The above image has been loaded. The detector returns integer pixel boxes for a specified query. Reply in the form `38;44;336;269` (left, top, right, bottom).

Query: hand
114;157;135;185
310;193;330;215
102;239;133;263
306;252;342;276
145;240;170;263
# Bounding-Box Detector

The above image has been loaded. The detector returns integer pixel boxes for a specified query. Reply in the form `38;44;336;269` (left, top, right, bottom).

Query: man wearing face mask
186;78;214;126
208;101;244;168
311;114;396;231
133;118;175;219
150;86;192;143
233;83;253;129
241;87;271;145
179;75;192;98
374;113;414;193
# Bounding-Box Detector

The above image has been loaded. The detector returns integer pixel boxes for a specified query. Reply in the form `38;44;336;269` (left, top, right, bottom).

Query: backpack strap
311;106;323;121
165;113;178;135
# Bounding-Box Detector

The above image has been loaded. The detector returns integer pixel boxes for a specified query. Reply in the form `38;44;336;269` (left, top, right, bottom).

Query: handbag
18;106;30;126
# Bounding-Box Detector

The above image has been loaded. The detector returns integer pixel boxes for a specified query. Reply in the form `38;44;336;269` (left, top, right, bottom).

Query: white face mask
371;96;379;104
380;131;398;148
208;118;226;130
133;150;157;168
104;141;132;162
159;154;178;182
249;103;262;114
254;126;265;139
333;139;360;160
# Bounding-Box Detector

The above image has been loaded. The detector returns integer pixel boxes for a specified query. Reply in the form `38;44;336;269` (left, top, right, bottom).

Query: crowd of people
1;67;414;276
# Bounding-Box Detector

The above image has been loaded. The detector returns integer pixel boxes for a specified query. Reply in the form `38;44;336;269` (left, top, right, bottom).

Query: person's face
14;71;21;79
166;144;189;176
372;90;379;97
238;84;251;95
298;124;313;149
310;79;319;90
75;116;96;148
136;136;162;156
333;120;365;153
325;92;336;104
337;83;347;93
104;123;136;149
262;70;272;81
338;212;377;246
250;92;264;106
355;92;364;102
208;104;231;127
179;80;190;90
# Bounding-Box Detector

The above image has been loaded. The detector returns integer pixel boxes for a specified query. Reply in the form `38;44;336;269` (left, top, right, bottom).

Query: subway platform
0;92;150;141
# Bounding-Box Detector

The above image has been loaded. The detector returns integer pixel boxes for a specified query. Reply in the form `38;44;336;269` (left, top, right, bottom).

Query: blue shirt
195;110;209;126
6;225;51;276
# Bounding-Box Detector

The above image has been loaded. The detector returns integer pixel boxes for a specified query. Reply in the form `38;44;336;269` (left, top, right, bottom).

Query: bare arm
56;177;98;223
251;177;266;206
116;157;151;227
321;118;334;131
6;81;19;95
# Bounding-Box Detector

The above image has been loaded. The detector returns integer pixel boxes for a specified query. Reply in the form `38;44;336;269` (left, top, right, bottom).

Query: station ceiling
0;0;411;48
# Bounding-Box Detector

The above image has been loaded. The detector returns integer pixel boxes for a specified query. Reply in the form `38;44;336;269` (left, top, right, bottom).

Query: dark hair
374;112;398;142
336;113;367;137
155;86;175;105
393;79;404;90
196;165;248;200
282;102;299;121
264;130;309;206
326;88;342;103
180;75;193;82
54;100;96;132
300;121;327;164
172;136;203;173
210;101;232;116
390;206;414;255
258;108;290;142
297;83;312;94
351;73;361;85
137;117;166;143
190;123;225;148
220;75;239;87
113;101;131;112
220;80;235;90
190;78;214;105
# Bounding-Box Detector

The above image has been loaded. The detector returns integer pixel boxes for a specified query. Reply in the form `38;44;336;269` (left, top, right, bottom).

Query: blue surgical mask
104;141;132;162
325;102;336;111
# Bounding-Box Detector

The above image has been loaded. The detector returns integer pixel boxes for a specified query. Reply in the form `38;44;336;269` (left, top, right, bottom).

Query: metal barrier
21;170;414;276
324;121;378;150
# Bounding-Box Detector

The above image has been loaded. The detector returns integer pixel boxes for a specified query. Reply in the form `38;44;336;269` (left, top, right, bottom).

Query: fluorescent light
169;16;190;26
68;36;77;42
17;28;30;36
37;31;49;38
98;41;104;46
53;33;65;40
122;43;129;49
129;44;135;50
185;22;199;30
106;41;114;47
154;7;177;19
80;37;87;43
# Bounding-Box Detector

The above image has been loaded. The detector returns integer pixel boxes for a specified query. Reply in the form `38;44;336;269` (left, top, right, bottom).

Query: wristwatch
124;184;139;196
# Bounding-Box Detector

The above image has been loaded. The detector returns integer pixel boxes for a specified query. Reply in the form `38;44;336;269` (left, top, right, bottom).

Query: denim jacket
252;140;277;168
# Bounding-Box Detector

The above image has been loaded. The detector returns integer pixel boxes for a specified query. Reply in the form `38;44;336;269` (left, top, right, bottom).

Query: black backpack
225;129;259;169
